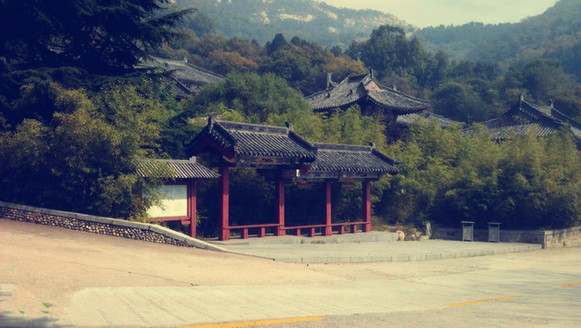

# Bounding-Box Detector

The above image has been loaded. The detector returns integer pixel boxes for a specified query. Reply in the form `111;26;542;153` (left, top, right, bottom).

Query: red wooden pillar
219;166;230;241
276;178;286;236
324;180;332;236
188;180;197;238
362;180;372;232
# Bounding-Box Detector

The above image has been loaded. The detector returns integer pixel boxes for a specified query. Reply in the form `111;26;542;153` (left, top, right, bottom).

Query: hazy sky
321;0;559;28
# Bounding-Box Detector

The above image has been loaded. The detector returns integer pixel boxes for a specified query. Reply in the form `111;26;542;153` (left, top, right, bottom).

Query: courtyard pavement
213;232;542;263
3;219;574;328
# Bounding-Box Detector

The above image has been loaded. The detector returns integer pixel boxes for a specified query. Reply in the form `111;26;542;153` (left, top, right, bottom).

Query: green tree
0;0;193;73
495;130;581;229
380;118;581;230
318;106;387;149
380;120;461;225
0;83;168;219
265;33;288;55
349;25;426;79
429;125;501;228
91;80;176;157
431;82;495;123
183;72;313;123
502;59;581;120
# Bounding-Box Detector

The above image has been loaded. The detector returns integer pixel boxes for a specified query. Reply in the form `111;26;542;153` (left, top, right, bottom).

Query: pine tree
0;0;193;73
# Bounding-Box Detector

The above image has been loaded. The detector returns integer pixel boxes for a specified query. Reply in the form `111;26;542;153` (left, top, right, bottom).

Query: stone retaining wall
435;225;581;249
0;201;224;251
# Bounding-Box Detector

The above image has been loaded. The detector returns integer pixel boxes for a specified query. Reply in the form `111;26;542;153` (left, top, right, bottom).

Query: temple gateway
186;115;399;241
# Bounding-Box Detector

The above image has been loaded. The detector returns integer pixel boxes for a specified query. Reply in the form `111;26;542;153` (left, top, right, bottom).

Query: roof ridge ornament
208;113;218;132
285;122;294;132
369;141;376;149
209;113;218;125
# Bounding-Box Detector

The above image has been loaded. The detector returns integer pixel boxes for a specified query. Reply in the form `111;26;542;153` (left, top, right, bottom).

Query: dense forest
0;0;580;235
416;0;581;81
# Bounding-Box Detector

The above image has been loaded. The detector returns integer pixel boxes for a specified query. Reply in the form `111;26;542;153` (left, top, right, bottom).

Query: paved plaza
216;232;542;263
1;219;579;328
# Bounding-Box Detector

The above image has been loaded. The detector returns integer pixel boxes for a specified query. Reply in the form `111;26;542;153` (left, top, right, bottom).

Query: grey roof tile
306;71;430;114
396;112;461;128
189;118;317;164
306;143;399;177
136;158;219;179
480;97;581;146
136;56;224;96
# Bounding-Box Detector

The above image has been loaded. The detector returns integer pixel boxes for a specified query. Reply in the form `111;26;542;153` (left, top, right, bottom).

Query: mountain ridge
414;0;581;79
173;0;580;81
174;0;412;47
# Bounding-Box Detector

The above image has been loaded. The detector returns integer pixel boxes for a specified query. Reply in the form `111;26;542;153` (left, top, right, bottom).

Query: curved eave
367;94;431;115
307;90;365;112
306;144;399;177
310;99;361;112
308;167;398;175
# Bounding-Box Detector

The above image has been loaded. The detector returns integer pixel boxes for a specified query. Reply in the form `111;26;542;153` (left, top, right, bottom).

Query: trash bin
488;222;501;242
461;221;474;241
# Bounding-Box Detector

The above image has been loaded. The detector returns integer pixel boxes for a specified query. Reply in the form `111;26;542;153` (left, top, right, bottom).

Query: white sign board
148;184;188;218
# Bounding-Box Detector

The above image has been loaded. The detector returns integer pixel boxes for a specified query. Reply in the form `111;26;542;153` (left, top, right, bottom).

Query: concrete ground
0;219;579;328
215;233;542;263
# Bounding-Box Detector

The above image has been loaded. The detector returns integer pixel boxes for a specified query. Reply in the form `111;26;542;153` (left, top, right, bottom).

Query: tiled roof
188;117;401;177
480;97;581;146
136;56;225;96
136;158;219;179
396;112;461;128
188;117;317;165
303;143;399;179
306;71;431;115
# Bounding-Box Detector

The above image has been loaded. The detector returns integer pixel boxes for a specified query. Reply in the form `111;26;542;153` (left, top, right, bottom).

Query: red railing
226;222;368;239
283;221;366;237
227;223;282;239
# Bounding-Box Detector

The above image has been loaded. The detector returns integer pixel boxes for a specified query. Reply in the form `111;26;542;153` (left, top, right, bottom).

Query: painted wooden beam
188;181;197;238
276;178;286;236
219;166;230;241
324;180;332;236
362;180;372;232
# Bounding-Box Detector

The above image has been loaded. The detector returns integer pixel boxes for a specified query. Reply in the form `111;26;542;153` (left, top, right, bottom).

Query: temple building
136;56;224;99
480;95;581;148
306;70;431;140
186;115;399;240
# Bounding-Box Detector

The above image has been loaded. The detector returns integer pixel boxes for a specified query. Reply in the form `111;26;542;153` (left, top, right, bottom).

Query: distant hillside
415;0;581;80
173;0;412;48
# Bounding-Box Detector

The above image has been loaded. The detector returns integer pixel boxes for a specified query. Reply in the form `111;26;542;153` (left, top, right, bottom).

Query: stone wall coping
0;201;226;252
438;226;581;235
435;225;580;248
542;226;581;234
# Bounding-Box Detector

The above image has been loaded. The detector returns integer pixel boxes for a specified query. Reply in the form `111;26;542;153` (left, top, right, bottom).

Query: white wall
147;184;188;218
